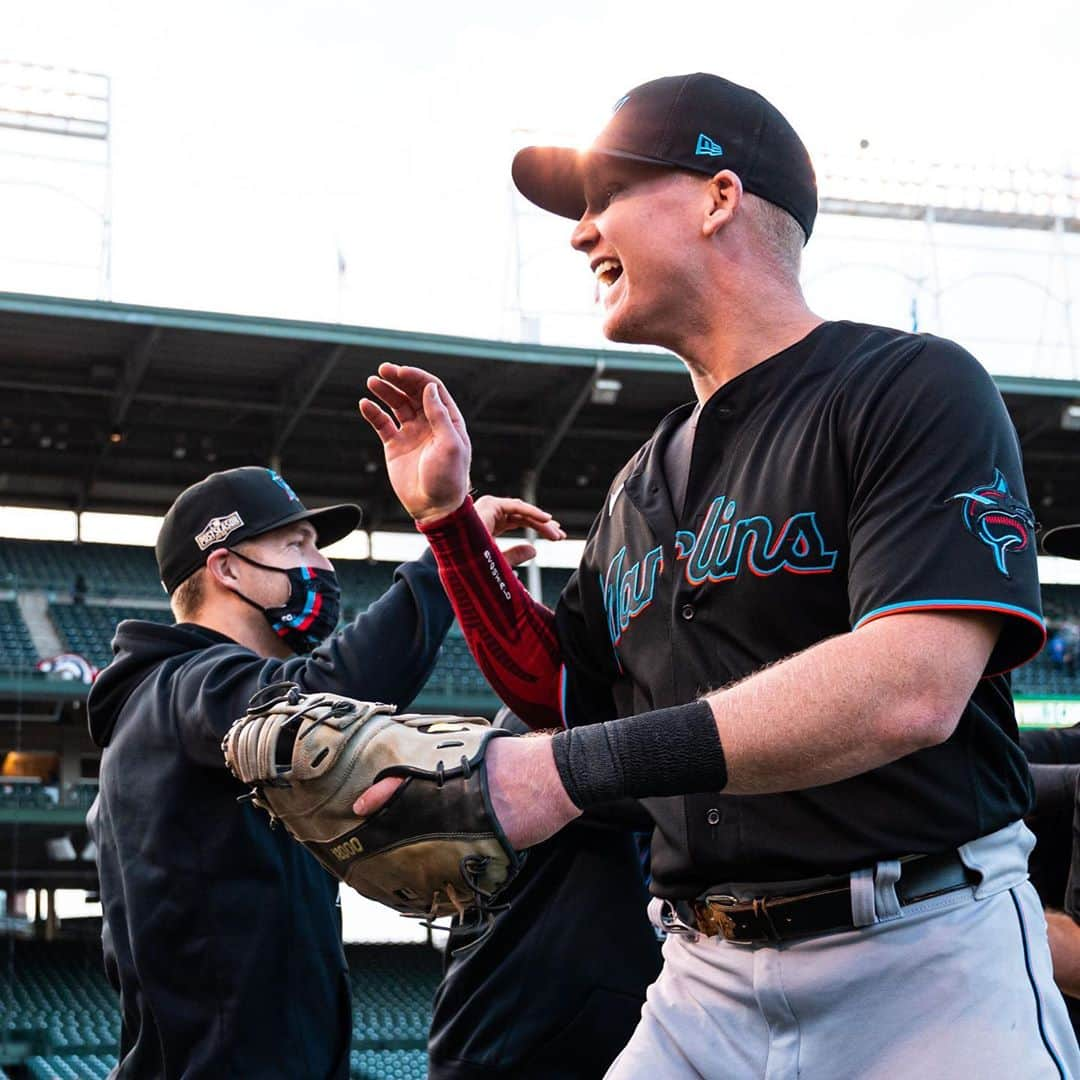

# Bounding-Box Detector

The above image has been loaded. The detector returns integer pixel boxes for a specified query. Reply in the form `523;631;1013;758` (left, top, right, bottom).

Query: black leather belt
677;852;979;944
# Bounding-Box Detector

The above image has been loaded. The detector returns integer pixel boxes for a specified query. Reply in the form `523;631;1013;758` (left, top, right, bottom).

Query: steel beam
271;344;347;465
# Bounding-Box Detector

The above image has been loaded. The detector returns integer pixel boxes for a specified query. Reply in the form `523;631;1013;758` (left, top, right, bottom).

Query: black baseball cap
512;72;817;241
156;466;361;593
1043;524;1080;560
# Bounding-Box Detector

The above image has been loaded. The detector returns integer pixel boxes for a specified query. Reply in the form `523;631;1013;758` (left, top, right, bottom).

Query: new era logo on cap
695;133;724;157
195;511;244;550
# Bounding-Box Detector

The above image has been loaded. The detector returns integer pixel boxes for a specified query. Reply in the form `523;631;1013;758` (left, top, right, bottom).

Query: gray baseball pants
606;821;1080;1079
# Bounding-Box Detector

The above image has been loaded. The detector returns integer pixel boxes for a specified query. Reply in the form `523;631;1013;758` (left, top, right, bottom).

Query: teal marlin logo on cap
695;133;724;157
612;94;630;114
267;469;299;502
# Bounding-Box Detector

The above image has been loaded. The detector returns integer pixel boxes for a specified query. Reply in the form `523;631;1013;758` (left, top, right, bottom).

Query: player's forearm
550;611;999;809
708;610;999;794
1046;911;1080;999
418;497;563;727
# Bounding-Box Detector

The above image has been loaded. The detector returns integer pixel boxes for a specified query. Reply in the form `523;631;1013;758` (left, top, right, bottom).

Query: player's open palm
360;363;472;522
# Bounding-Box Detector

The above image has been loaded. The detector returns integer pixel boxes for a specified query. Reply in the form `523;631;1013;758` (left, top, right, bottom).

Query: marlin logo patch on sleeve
948;469;1035;577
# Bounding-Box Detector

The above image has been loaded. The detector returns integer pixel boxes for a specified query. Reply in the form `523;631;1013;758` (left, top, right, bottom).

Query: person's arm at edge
1046;911;1080;998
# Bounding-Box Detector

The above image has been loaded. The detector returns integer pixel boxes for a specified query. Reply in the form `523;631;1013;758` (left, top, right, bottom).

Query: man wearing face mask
86;465;558;1079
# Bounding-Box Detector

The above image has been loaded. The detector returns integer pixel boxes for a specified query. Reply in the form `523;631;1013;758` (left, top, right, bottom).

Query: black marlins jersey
554;321;1045;898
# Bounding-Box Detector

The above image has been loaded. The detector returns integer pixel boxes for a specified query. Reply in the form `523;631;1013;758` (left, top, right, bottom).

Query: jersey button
681;603;695;620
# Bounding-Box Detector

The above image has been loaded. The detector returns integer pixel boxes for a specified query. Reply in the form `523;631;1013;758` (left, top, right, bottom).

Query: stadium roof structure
0;290;1079;536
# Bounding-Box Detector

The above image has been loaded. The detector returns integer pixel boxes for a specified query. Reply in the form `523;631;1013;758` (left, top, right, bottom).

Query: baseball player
358;74;1080;1077
86;466;556;1079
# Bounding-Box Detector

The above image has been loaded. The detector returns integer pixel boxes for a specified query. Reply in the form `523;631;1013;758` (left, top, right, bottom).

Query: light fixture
591;378;623;406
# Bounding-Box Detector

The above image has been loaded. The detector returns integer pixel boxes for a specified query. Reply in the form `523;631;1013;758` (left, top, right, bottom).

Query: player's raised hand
360;364;471;523
474;494;566;566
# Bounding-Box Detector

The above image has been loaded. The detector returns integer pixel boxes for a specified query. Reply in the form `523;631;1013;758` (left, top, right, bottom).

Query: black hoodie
87;553;452;1079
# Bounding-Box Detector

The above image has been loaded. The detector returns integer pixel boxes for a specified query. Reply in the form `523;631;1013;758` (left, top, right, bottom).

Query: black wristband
550;700;727;810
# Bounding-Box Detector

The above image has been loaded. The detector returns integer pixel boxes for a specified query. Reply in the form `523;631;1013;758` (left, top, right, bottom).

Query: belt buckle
698;893;765;943
658;900;700;942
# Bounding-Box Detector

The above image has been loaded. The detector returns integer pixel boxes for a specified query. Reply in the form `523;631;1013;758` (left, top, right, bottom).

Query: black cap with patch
512;72;817;241
1043;524;1080;560
156;466;361;594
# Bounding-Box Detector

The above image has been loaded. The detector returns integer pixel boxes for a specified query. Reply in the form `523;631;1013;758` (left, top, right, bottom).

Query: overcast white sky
0;0;1077;377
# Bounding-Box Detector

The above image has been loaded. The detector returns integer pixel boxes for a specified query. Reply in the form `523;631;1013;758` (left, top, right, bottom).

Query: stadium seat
347;944;440;1048
542;567;573;607
2;941;441;1073
336;562;398;614
427;635;492;697
350;1048;429;1080
0;941;121;1058
23;1056;117;1080
0;540;161;600
1014;648;1080;698
0;777;57;811
47;604;173;671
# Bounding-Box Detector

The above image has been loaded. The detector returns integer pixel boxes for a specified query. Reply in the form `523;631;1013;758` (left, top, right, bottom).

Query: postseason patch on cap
195;511;244;551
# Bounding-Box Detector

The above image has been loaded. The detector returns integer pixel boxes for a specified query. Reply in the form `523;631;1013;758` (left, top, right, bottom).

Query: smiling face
571;156;714;349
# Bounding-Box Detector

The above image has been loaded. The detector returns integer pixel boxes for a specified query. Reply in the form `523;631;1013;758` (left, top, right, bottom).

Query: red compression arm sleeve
417;498;563;727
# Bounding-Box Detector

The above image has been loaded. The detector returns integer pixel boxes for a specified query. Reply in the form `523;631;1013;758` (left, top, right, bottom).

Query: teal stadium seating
0;778;55;810
350;1048;428;1079
18;1054;426;1080
542;567;573;607
337;561;398;616
0;942;120;1057
0;537;577;701
433;634;493;698
347;943;441;1047
1012;585;1080;697
1;941;439;1077
0;600;38;670
24;1055;117;1079
0;540;161;600
1013;651;1080;697
48;604;173;672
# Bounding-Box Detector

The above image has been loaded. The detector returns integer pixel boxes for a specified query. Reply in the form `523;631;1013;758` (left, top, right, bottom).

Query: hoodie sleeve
171;551;453;767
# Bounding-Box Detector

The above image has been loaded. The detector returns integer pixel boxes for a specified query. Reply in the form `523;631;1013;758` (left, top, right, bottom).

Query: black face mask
227;549;342;654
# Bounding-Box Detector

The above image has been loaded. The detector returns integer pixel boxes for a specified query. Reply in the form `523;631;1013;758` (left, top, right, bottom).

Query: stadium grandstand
1;292;1080;1078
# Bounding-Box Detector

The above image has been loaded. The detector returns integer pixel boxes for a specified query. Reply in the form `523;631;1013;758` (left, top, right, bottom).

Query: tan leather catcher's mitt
222;682;522;922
